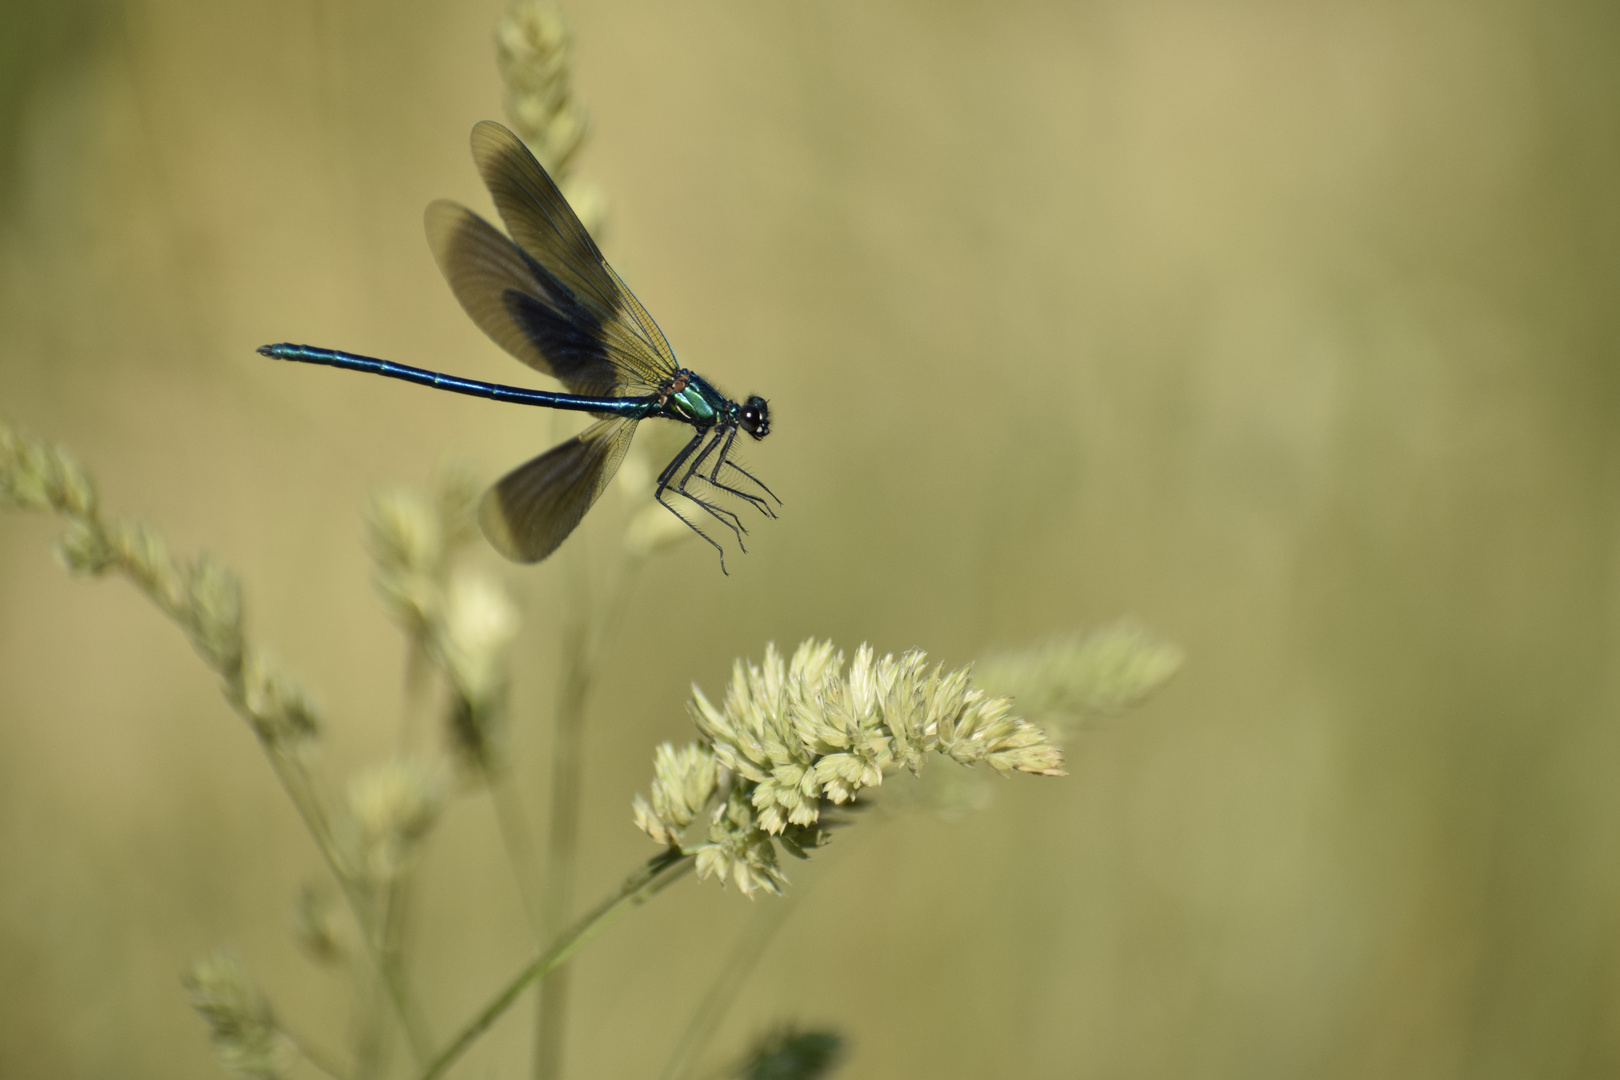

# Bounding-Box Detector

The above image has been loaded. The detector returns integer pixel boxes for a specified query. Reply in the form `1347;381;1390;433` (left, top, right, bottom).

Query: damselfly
261;121;776;571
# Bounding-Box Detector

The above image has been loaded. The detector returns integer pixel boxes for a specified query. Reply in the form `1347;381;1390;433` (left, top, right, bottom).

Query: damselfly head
740;396;770;440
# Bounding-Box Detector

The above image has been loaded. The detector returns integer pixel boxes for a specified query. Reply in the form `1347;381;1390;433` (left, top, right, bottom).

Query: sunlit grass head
635;639;1066;896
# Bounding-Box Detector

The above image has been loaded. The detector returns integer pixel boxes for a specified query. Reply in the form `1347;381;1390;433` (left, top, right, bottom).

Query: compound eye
740;396;770;438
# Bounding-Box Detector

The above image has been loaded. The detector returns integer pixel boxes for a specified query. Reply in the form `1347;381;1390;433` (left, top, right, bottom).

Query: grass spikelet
637;640;1065;895
184;951;295;1080
976;622;1184;732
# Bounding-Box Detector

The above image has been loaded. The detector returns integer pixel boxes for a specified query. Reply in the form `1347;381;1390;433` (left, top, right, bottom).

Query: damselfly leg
701;425;779;518
654;428;738;570
673;428;753;545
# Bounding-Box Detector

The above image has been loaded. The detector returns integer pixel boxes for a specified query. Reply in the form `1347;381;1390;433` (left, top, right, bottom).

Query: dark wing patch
426;200;620;397
469;121;617;315
467;121;678;389
478;417;638;563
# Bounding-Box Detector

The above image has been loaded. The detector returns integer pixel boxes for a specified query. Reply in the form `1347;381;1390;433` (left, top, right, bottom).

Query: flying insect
260;121;776;570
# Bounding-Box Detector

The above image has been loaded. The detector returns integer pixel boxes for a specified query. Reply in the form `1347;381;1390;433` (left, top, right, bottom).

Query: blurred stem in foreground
535;481;679;1080
536;540;591;1080
493;1;610;1074
0;421;434;1068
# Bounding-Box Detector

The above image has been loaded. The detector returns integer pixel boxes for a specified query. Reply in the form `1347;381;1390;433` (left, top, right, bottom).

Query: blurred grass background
3;0;1620;1077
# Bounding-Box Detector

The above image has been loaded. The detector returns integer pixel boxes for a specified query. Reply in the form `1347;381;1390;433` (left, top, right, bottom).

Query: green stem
265;745;433;1066
380;869;429;1061
422;850;694;1080
353;945;387;1080
1;440;434;1063
283;1023;352;1080
534;549;593;1080
489;774;545;944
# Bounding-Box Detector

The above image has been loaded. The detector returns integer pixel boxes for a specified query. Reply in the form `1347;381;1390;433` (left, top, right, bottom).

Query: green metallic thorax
655;369;730;428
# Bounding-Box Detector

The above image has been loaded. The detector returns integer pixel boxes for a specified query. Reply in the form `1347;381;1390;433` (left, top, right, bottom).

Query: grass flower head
635;640;1065;895
184;951;293;1080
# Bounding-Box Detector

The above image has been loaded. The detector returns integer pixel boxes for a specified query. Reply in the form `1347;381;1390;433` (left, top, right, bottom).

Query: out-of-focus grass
2;0;1619;1078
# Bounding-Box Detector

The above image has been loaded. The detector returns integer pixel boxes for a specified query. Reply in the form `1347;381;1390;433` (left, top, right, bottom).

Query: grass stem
534;560;592;1080
424;850;693;1080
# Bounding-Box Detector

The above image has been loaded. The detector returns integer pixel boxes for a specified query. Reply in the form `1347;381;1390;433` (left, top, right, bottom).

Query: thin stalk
0;438;431;1066
530;539;644;1078
657;892;800;1080
262;744;433;1066
534;558;592;1080
423;851;694;1080
489;774;545;944
661;816;880;1080
530;539;646;1077
284;1023;352;1080
380;871;422;1058
353;905;391;1080
358;634;432;1074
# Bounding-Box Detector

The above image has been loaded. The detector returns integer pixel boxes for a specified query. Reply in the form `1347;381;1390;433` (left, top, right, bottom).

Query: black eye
740;396;770;438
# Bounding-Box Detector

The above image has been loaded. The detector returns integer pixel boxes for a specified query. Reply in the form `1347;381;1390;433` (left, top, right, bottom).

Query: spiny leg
654;429;730;572
675;429;752;548
703;426;775;518
654;428;704;488
658;429;742;539
719;454;782;508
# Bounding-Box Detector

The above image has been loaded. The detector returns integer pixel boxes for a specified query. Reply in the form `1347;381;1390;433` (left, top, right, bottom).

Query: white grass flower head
976;623;1183;733
558;176;608;241
184;950;294;1080
291;885;345;965
639;640;1065;894
496;0;587;175
696;787;788;897
178;555;247;677
106;518;181;601
240;649;321;745
495;0;608;238
433;461;483;554
366;487;442;632
0;422;96;517
367;487;441;575
339;758;448;882
633;742;718;847
439;567;520;706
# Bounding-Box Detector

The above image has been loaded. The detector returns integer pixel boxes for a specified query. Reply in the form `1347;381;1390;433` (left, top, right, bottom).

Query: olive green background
3;0;1619;1077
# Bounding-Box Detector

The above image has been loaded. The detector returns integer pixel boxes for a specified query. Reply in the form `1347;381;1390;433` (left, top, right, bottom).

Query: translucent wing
478;417;638;563
469;122;678;380
427;121;678;396
427;201;623;398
